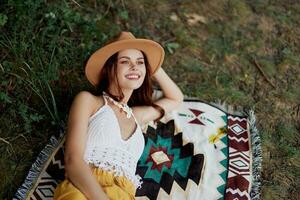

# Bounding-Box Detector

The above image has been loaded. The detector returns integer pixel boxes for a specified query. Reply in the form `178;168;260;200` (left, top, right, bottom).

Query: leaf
166;42;180;54
119;10;129;20
0;13;8;27
0;92;12;103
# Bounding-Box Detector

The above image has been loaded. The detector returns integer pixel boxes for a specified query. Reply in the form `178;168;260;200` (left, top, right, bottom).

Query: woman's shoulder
72;91;105;114
74;90;97;99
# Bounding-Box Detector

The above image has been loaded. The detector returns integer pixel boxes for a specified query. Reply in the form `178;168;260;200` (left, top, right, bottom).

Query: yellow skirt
53;166;136;200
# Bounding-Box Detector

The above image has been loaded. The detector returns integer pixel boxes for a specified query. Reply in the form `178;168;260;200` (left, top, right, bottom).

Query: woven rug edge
246;109;262;200
13;132;64;200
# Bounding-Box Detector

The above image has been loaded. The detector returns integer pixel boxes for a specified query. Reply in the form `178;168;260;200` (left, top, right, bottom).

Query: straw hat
85;31;165;86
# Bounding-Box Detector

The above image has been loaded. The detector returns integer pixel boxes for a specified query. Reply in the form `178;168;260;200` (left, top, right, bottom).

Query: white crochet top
83;94;145;189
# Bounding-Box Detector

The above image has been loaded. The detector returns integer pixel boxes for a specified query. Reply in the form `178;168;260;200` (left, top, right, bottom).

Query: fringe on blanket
247;109;262;200
13;131;64;200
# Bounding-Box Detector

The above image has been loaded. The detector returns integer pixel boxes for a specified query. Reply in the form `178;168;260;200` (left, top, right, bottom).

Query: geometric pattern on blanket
225;116;251;200
135;120;205;200
14;97;262;200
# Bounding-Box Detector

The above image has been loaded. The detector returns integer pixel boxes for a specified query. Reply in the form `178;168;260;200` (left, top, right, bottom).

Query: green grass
1;0;299;199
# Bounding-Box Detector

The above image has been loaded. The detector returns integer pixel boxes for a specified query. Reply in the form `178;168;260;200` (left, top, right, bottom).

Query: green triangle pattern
216;118;228;200
217;184;226;199
220;159;227;169
221;115;227;124
220;170;227;182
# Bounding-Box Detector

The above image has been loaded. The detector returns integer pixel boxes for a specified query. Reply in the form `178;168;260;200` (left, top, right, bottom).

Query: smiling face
97;48;153;104
115;48;147;90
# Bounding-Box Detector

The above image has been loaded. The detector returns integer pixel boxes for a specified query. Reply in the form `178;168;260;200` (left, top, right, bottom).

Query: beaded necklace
103;91;132;119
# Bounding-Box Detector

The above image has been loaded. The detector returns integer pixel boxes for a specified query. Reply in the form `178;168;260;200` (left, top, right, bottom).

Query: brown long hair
96;51;165;123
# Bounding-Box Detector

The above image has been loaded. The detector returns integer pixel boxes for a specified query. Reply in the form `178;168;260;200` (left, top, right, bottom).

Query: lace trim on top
85;159;143;189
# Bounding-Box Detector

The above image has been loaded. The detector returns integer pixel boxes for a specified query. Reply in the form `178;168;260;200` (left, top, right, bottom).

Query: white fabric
83;95;145;189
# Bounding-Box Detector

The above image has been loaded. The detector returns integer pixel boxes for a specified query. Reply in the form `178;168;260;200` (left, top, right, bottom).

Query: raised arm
133;67;184;125
152;67;184;109
63;91;109;200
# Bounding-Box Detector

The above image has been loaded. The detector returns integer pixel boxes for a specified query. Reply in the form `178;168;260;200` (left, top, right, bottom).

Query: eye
137;61;144;65
120;60;129;64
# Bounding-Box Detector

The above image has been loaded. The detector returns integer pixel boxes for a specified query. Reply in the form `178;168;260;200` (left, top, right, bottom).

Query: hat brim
85;39;165;86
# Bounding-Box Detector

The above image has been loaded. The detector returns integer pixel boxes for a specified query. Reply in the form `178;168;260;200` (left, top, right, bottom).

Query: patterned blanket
14;92;262;200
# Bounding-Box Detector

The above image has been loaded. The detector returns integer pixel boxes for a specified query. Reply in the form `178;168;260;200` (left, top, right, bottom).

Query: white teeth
126;75;139;79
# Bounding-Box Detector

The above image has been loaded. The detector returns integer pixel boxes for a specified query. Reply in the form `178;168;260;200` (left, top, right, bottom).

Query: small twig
10;133;29;142
251;57;276;89
292;103;300;120
0;63;4;72
71;0;82;7
0;137;10;145
215;69;221;87
121;0;126;10
94;0;97;9
103;1;112;18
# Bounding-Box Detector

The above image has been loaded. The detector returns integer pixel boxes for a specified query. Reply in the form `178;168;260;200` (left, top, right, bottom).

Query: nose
130;61;137;70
